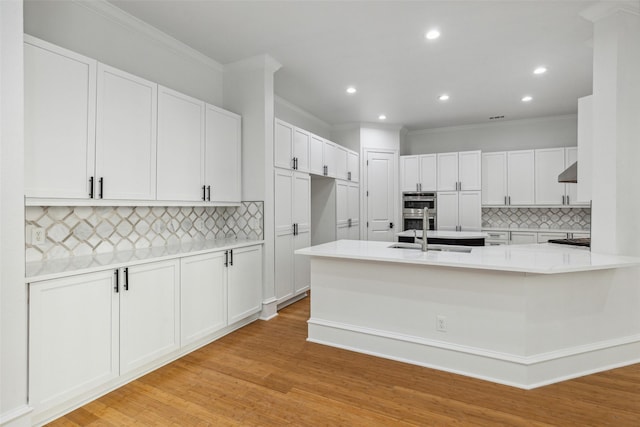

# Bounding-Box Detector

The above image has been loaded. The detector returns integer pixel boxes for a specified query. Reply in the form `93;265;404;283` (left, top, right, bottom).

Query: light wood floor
51;296;640;426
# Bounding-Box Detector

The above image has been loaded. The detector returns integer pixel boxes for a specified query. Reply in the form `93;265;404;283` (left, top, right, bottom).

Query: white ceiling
109;0;595;130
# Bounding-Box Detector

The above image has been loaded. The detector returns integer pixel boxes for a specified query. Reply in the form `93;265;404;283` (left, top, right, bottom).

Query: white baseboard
259;298;278;320
0;405;32;427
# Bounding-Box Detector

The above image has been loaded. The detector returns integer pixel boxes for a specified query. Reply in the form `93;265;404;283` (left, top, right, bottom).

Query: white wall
275;96;332;139
1;1;29;426
404;115;578;155
331;124;361;153
23;0;223;106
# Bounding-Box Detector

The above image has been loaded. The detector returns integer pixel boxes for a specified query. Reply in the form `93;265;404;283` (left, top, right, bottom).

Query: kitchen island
296;240;640;389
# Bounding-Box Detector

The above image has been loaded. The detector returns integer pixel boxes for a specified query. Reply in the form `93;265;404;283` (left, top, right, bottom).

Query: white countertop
26;238;263;282
397;230;488;239
295;240;640;274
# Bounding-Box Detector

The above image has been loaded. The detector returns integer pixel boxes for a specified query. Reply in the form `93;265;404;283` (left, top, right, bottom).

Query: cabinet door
565;147;581;205
335;146;349;180
293;172;311;233
228;245;263;324
482;152;507;205
309;134;325;175
274;169;294;302
274;119;294;169
458;191;482;231
510;232;537;245
157;86;205;201
29;271;118;411
419;154;438;191
535;148;566;205
293;127;310;172
336;180;349;229
323;140;337;177
458;151;481;191
437;152;459;191
96;64;157;200
120;260;180;375
294;230;311;294
24;37;97;199
348;183;360;240
436;191;459;231
347;151;359;182
180;252;227;346
275;233;294;302
507;150;535;205
205;104;242;203
400;156;420;192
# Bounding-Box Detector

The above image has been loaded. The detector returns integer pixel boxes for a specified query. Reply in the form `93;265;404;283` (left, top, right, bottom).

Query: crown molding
580;1;640;22
407;114;578;137
224;54;282;74
74;0;223;72
275;96;331;129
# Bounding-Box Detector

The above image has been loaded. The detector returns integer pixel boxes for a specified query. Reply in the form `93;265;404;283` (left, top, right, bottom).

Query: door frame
362;148;399;241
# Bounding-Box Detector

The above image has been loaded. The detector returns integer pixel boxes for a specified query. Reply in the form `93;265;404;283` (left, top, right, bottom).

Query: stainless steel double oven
402;192;437;231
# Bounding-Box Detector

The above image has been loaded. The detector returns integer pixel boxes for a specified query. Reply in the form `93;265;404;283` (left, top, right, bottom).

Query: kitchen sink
388;243;472;253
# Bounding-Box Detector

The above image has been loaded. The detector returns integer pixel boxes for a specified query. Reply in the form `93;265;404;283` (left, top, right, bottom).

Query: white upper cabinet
437;152;459;191
293;127;310;172
482;152;507;205
335;145;349;181
507;150;535;205
347;151;359;182
96;63;158;200
400;154;437;192
274;119;294;170
205;104;242;203
309;134;325;175
24;36;97;199
535;148;566;205
458;150;482;190
419;154;438;191
323;140;337;177
157;86;205;202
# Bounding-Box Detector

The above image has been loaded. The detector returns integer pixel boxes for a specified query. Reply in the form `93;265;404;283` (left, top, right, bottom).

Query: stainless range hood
558;161;577;183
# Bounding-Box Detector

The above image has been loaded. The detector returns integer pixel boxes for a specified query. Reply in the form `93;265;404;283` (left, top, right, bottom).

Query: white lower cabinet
510;231;538;245
227;245;264;324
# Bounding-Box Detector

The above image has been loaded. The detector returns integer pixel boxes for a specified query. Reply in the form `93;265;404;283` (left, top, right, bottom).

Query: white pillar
0;1;30;426
582;2;640;256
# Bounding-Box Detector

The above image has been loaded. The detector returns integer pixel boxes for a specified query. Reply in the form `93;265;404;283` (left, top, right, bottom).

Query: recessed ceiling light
346;86;357;94
425;29;440;40
438;94;450;101
533;66;547;75
521;95;533;102
378;114;387;120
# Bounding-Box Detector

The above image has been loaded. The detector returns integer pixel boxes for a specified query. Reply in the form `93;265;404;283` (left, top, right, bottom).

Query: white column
1;1;30;426
582;2;640;256
223;55;282;319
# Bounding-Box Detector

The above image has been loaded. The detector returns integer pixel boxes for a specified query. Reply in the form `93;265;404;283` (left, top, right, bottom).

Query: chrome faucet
415;207;429;251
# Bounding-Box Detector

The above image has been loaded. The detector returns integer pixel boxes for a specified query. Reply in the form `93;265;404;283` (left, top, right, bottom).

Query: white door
274;119;293;169
157;86;205;202
458;191;482;231
458;150;482;191
437;192;459;231
274;169;294;302
205;104;242;203
29;271;118;412
180;252;227;346
419;154;438;191
366;151;396;241
400;156;420;192
119;260;180;375
95;63;157;200
482;152;507;205
348;183;360;239
437;152;459;191
507;150;535;205
293;128;310;172
335;146;349;180
347;151;359;182
535;148;566;205
227;245;263;324
24;38;97;199
309;134;325;175
565;147;580;205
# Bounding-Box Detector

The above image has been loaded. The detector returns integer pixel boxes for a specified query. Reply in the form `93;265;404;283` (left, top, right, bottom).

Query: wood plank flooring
50;296;640;426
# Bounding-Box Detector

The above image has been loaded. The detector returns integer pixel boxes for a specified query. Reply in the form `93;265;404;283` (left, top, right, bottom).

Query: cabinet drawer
484;231;509;241
537;232;568;243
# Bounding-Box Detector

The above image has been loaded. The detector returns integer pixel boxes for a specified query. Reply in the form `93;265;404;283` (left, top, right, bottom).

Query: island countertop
295;240;640;274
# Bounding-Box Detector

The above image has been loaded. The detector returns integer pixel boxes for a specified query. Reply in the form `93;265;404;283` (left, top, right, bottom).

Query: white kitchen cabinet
180;252;227;346
482;152;508;205
274;169;311;303
29;270;119;413
205;103;242;203
347;151;360;182
537;232;568;243
156;86;205;202
335;145;349;181
293;127;310;172
275;119;295;170
507;150;535;205
309;134;325;176
437;152;459;191
484;230;510;246
323;140;337;178
24;36;97;200
437;192;458;231
436;151;481;191
535;148;567;205
119;260;180;375
510;231;537;245
348;183;360;239
227;245;263;324
400;154;437;192
336;181;360;240
437;191;481;231
95;63;158;200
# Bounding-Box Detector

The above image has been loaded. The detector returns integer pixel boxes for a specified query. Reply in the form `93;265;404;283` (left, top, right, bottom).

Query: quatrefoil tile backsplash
25;202;263;262
482;207;591;230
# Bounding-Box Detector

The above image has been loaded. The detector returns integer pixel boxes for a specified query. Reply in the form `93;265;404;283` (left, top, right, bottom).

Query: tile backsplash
25;202;263;262
482;207;590;230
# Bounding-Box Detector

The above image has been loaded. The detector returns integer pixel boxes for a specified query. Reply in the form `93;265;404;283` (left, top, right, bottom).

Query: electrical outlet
436;315;447;332
32;227;46;245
